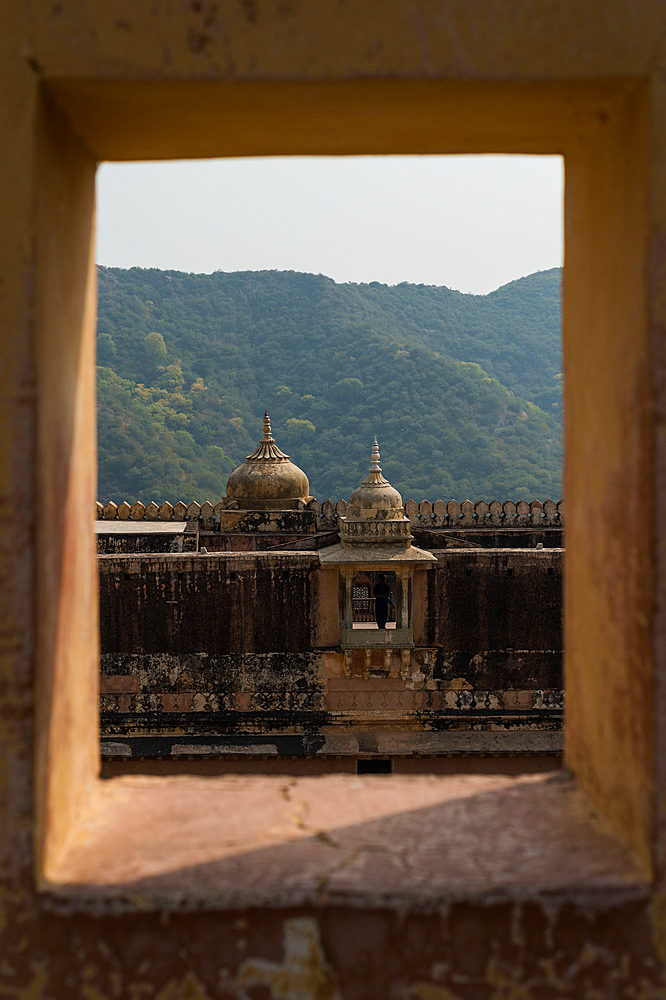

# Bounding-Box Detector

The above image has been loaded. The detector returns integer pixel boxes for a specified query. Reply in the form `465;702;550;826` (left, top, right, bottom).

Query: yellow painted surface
235;917;341;1000
1;0;666;990
32;93;100;878
12;12;661;880
23;1;666;82
563;84;655;873
49;78;639;161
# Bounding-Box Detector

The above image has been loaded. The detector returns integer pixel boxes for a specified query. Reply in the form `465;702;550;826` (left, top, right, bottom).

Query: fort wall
100;552;317;655
99;549;563;758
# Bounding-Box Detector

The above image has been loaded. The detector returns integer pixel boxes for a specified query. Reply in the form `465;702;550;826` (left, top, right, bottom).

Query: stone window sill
341;634;413;649
44;770;646;911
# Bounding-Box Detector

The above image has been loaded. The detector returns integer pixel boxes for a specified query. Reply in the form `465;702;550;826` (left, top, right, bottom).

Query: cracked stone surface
49;771;645;912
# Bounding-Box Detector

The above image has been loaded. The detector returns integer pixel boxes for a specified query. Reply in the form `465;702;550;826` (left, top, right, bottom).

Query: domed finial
370;436;382;472
225;404;310;508
363;435;390;486
261;410;274;444
244;410;290;461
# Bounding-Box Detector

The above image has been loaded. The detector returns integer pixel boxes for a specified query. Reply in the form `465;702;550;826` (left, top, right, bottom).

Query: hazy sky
96;155;563;296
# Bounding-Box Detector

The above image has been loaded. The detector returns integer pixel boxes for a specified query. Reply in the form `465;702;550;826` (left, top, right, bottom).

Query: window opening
352;573;397;626
95;154;564;781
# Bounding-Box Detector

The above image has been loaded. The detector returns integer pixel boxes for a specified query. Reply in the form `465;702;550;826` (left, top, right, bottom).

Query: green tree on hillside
145;331;168;365
96;265;563;503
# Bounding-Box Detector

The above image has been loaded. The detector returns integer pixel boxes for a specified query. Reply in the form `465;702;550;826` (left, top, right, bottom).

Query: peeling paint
235;918;341;1000
0;961;48;1000
156;972;211;1000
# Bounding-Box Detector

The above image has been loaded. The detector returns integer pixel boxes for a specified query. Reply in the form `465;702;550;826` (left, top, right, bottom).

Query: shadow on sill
43;769;647;913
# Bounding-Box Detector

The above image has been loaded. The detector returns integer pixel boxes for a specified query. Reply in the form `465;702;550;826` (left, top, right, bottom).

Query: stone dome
347;437;405;520
319;437;436;565
338;438;413;548
225;411;310;510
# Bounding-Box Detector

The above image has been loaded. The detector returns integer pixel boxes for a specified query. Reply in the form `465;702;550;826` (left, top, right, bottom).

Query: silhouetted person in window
373;574;391;629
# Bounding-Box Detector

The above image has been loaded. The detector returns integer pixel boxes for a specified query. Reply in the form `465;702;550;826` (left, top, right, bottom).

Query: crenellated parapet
404;497;564;528
96;499;224;530
95;496;564;529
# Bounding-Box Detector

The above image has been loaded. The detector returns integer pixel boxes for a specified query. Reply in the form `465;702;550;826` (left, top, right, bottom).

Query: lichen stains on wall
0;899;660;998
100;649;562;724
100;651;329;718
434;649;562;693
234;917;341;1000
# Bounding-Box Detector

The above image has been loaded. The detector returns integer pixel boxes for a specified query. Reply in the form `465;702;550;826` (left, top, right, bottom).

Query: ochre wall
4;2;666;996
311;565;339;648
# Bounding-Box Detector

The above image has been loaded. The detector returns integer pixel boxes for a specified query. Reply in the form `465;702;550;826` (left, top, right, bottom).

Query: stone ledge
44;771;645;913
100;729;565;758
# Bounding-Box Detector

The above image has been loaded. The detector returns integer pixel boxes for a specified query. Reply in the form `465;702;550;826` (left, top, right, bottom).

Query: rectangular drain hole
357;759;393;774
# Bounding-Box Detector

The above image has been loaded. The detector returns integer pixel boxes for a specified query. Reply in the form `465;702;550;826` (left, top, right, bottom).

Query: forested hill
96;266;563;505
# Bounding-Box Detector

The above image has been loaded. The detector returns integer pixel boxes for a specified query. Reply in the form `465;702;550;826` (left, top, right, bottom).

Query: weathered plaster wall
99;553;317;655
424;550;562;651
99;549;562;660
96;532;198;554
100;649;563;723
311;565;339;648
98;550;563;750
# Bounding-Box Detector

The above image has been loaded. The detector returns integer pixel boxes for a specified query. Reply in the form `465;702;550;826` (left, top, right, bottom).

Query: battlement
96;496;564;530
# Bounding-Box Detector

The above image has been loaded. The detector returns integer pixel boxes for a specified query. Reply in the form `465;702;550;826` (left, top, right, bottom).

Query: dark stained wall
100;548;562;661
425;549;562;691
426;549;562;648
99;553;318;655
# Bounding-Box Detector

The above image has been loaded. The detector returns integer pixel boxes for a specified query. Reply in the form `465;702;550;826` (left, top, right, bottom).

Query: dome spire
336;435;411;546
245;410;290;461
261;410;273;444
370;435;381;471
362;436;390;487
